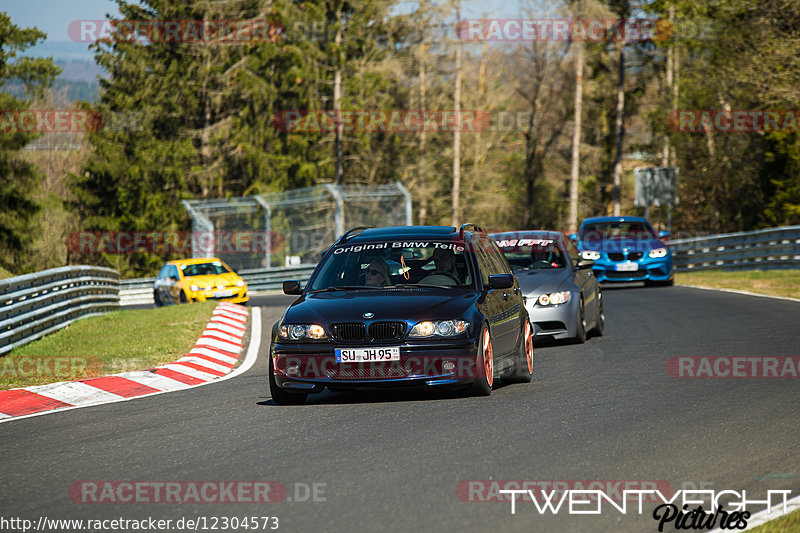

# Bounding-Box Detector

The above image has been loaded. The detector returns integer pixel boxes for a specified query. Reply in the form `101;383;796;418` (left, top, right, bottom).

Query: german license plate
615;261;638;271
214;289;234;297
335;347;400;363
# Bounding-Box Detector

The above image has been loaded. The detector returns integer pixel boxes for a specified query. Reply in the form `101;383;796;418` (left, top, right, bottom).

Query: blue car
570;216;674;285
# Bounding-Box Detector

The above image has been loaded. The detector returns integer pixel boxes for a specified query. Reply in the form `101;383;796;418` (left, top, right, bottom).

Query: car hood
579;237;666;253
183;273;243;288
514;269;572;295
283;288;481;324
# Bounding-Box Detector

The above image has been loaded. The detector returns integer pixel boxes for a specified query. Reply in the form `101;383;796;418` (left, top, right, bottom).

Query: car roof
580;216;650;225
167;257;224;266
343;225;472;243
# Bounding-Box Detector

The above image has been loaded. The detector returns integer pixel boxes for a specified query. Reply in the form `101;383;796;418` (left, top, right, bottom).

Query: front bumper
188;287;248;304
591;256;673;283
527;298;578;340
271;340;480;391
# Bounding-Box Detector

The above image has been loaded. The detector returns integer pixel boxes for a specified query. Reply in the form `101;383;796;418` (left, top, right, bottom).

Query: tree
0;13;60;273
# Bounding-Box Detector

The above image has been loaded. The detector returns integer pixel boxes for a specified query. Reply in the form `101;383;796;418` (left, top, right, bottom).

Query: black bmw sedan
269;224;534;404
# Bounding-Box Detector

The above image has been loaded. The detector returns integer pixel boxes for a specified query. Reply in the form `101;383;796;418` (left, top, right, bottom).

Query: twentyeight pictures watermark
460;481;797;531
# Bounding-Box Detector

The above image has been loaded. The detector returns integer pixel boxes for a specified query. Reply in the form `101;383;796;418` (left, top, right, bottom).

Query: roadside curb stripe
0;390;72;417
0;302;248;421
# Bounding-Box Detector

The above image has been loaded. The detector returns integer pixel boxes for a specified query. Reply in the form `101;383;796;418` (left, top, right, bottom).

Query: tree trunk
612;35;625;216
568;37;584;231
451;0;462;226
333;11;343;185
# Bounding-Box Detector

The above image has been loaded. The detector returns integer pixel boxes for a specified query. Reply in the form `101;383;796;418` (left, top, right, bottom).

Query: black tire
591;291;605;337
269;357;307;405
503;319;534;383
179;290;188;303
469;326;494;396
574;296;587;344
154;291;162;307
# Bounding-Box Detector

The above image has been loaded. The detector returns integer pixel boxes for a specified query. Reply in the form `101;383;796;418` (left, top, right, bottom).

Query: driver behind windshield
432;247;461;282
530;246;564;269
364;258;391;286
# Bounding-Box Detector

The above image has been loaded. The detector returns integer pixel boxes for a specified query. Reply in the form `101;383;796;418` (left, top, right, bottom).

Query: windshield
181;261;231;277
307;240;474;290
580;221;656;239
495;237;567;270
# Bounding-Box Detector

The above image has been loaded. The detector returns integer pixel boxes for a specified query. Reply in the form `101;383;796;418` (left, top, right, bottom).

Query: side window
168;265;180;279
157;266;169;280
472;241;493;286
483;238;512;275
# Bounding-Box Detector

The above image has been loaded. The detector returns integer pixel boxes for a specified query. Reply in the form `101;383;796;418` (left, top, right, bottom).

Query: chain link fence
182;182;412;271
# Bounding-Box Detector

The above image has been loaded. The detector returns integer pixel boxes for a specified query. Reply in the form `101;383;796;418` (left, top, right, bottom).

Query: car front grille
605;271;647;279
327;363;411;380
607;253;625;261
369;321;406;341
331;323;367;342
628;252;643;260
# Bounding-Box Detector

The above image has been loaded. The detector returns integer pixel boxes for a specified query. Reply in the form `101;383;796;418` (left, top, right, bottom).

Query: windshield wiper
307;285;382;293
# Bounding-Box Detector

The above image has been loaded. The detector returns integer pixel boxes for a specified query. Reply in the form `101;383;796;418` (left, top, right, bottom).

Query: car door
483;237;522;359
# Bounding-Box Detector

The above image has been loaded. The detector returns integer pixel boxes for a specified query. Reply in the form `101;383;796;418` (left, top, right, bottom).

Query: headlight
538;291;570;306
581;250;601;260
236;280;245;287
190;284;200;292
649;248;668;258
409;319;469;338
279;324;327;340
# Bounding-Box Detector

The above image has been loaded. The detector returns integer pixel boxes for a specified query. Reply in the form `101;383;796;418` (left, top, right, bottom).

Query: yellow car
153;258;248;306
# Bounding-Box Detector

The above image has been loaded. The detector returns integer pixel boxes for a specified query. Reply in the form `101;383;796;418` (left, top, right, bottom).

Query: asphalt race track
2;287;799;533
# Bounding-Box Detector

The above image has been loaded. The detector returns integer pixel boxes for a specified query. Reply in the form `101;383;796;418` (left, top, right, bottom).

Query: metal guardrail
0;266;120;355
119;264;317;306
671;225;800;271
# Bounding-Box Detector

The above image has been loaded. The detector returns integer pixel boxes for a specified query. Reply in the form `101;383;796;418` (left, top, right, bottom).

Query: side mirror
577;259;595;270
568;233;578;242
658;231;670;239
488;273;514;289
282;280;302;295
168;276;178;282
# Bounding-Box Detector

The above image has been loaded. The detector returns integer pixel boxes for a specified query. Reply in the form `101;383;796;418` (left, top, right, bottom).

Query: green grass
0;266;14;280
1;301;218;390
675;269;800;299
748;508;800;532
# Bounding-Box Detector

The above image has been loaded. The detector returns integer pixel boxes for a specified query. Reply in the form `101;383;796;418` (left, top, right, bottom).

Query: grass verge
749;507;800;532
1;301;218;390
675;269;800;299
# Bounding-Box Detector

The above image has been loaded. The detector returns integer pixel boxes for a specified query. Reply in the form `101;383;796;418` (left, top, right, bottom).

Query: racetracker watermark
68;20;284;43
275;356;486;380
1;356;102;379
0;110;144;133
69;481;287;504
457;480;675;503
273;110;491;133
457;18;666;42
668;110;800;133
666;356;800;378
67;230;284;255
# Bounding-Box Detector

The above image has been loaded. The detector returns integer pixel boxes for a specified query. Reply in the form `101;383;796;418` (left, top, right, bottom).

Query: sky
3;0;532;62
